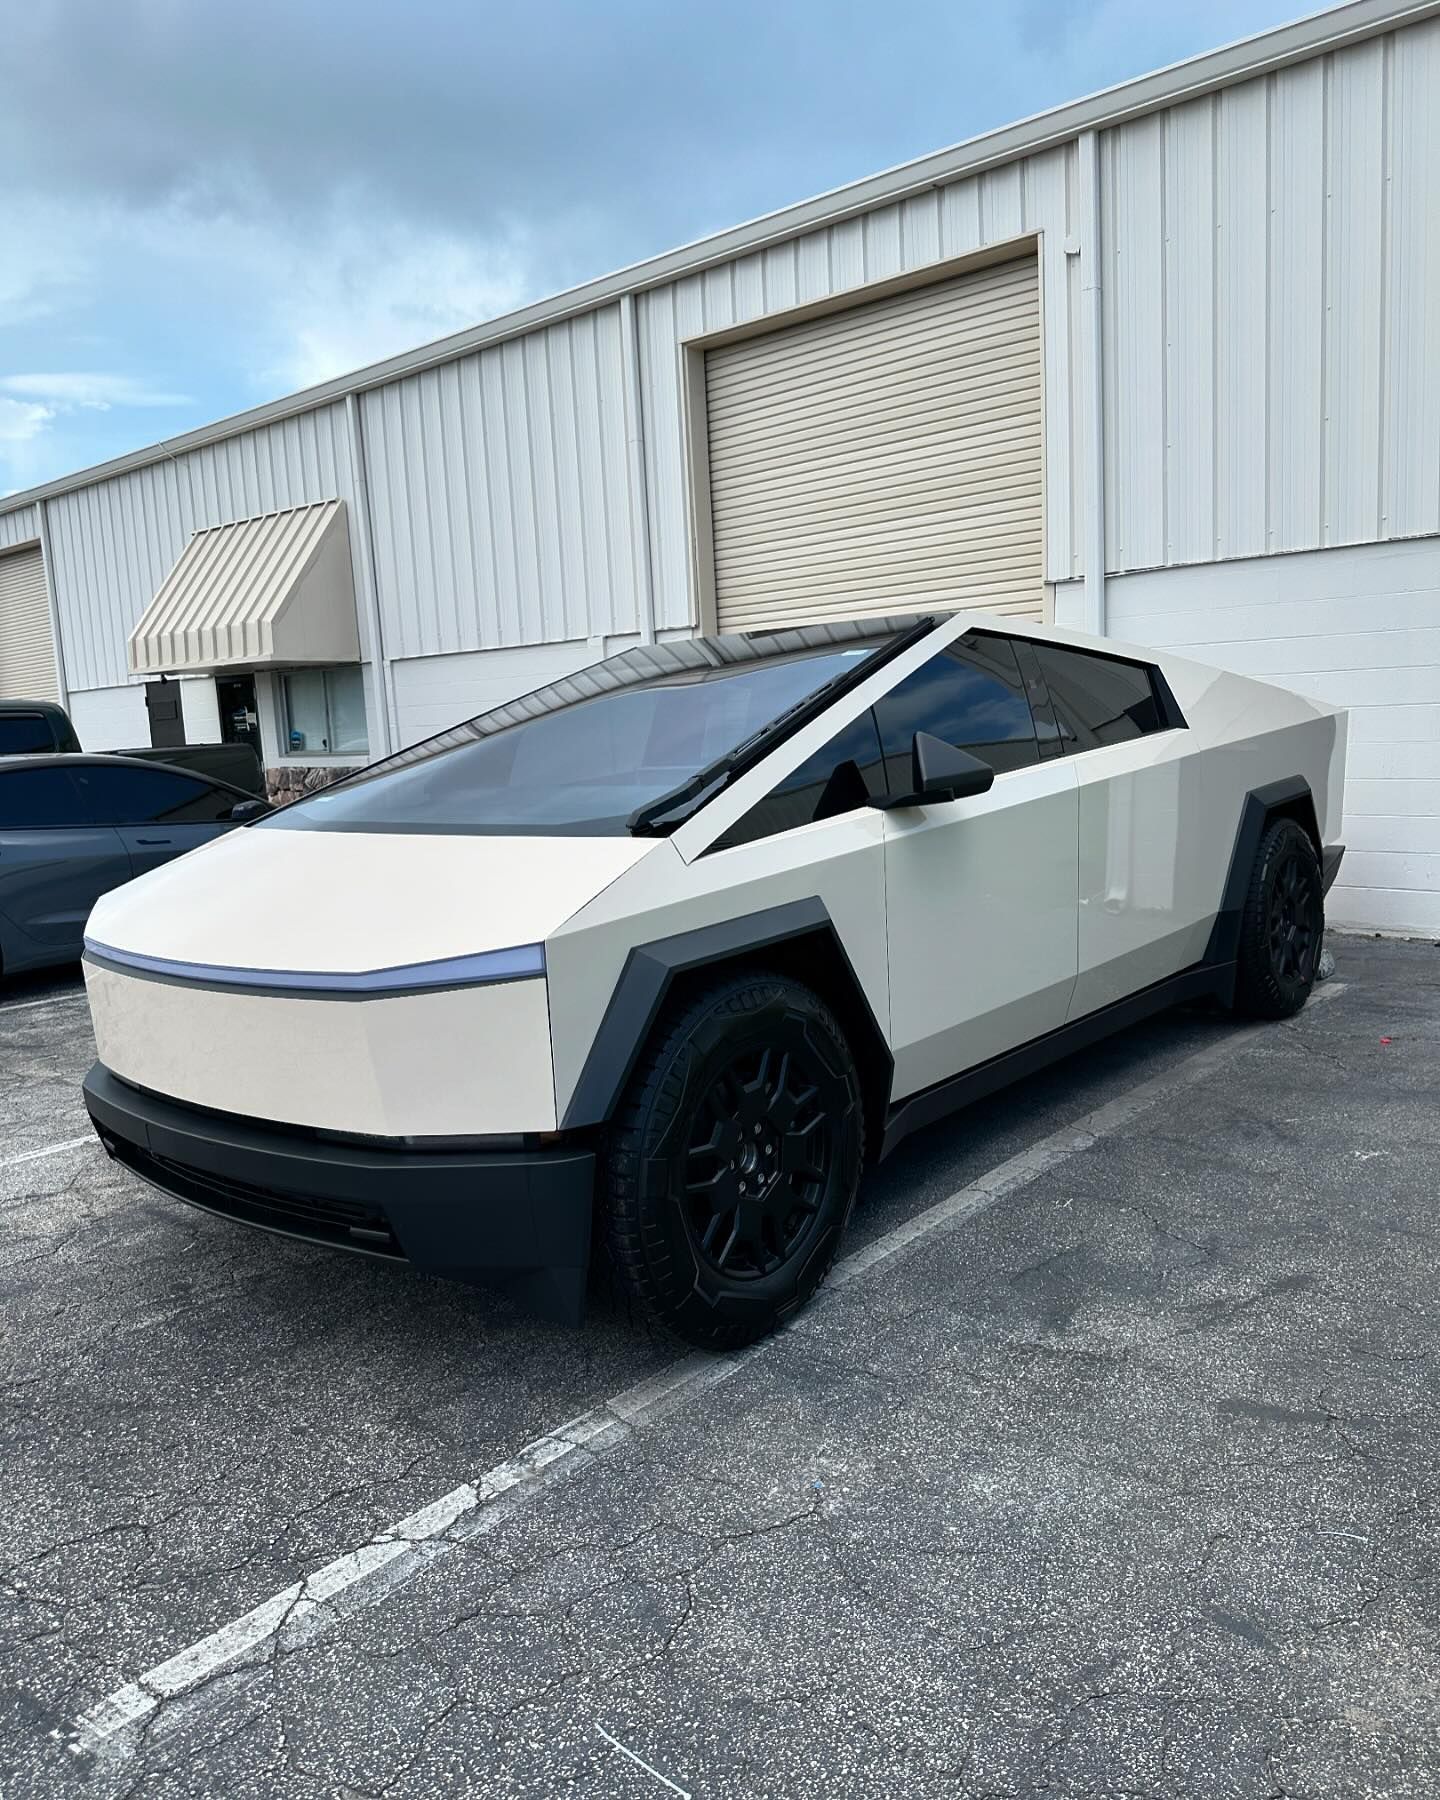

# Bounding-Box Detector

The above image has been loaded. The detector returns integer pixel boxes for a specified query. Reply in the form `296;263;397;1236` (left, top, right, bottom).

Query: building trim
1077;131;1107;635
2;0;1432;520
344;392;397;755
1047;521;1440;588
31;504;68;711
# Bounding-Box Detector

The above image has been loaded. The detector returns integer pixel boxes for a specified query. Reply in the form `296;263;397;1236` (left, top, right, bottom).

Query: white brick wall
1058;536;1440;936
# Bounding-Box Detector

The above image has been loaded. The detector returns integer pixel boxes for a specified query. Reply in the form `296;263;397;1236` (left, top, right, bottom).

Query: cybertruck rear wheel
601;971;864;1350
1232;817;1324;1020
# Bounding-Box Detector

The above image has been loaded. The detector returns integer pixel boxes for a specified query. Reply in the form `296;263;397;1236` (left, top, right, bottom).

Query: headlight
83;938;546;995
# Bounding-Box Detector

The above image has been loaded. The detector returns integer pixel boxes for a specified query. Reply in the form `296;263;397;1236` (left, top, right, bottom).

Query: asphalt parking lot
2;936;1438;1798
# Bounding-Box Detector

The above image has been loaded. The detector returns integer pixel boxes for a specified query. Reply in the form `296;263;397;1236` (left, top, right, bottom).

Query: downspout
1078;128;1107;636
344;391;397;754
620;292;658;646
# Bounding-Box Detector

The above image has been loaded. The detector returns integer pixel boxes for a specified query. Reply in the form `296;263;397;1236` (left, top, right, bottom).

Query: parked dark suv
0;698;265;796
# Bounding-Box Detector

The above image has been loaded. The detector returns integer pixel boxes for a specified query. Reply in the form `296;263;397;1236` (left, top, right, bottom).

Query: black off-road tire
1232;817;1324;1019
601;970;865;1351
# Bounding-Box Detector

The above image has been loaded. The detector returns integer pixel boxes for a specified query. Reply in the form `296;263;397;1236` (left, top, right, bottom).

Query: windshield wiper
626;614;937;837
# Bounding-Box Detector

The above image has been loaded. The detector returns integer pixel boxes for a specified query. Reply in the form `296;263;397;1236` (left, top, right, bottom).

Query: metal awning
128;499;360;676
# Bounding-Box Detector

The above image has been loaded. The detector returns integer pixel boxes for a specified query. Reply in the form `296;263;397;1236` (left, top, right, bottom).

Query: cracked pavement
1;937;1438;1796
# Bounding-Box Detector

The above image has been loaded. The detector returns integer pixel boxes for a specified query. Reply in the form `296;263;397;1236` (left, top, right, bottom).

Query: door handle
136;836;171;846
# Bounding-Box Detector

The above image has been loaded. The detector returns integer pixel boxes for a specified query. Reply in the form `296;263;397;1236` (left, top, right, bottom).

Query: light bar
83;938;546;995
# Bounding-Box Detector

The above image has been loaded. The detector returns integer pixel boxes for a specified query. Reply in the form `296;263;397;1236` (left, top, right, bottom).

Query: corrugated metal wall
1102;20;1440;575
45;404;358;692
637;146;1078;623
359;305;643;658
11;15;1439;694
0;505;38;553
356;149;1077;656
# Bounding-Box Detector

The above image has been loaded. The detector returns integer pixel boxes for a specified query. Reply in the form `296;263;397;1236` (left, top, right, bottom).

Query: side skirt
878;961;1231;1161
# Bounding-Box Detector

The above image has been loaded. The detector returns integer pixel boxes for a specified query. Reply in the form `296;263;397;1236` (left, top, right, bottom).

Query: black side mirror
227;798;270;822
872;731;995;809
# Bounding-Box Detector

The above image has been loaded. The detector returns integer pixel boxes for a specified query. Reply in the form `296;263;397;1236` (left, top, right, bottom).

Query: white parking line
0;991;86;1016
67;984;1345;1760
3;1134;97;1168
596;1725;693;1797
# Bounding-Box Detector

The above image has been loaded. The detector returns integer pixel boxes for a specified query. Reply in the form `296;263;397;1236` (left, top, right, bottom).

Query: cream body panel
545;818;889;1126
1068;655;1344;1017
84;962;557;1135
1066;731;1207;1017
85;826;656;971
881;758;1079;1099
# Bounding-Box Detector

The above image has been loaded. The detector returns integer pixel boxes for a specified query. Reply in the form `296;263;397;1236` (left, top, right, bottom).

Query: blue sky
2;0;1306;496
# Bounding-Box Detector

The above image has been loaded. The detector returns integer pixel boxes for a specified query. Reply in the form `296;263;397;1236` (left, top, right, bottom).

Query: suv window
0;767;88;828
872;633;1039;784
710;710;886;852
71;765;240;826
0;713;59;755
1032;645;1168;751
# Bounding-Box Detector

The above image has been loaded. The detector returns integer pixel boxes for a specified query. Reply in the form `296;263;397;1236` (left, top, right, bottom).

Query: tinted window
0;768;87;828
71;765;239;826
1033;645;1166;752
711;710;886;852
264;625;911;838
0;713;58;755
873;633;1039;784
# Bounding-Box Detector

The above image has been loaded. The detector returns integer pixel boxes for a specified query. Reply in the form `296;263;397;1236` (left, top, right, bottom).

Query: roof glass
262;616;933;838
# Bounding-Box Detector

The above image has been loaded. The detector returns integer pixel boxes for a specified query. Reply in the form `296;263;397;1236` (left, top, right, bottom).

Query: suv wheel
601;970;864;1350
1232;816;1324;1019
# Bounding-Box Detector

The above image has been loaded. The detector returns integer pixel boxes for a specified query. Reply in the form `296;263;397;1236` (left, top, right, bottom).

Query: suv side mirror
227;797;270;822
872;731;995;809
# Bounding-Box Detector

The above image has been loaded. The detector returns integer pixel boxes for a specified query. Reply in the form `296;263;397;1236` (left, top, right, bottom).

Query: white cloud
0;203;86;329
0;193;541;491
0;372;193;410
247;217;536;394
0;397;54;444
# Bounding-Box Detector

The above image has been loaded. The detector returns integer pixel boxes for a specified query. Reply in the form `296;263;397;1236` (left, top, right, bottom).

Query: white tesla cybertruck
81;611;1346;1346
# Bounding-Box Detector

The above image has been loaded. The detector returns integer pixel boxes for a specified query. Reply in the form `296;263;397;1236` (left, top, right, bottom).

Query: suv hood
85;825;660;974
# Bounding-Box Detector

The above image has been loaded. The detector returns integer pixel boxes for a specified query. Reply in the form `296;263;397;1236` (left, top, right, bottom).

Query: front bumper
83;1063;596;1324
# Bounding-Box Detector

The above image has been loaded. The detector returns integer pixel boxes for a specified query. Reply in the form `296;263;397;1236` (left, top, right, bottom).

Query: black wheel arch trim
559;897;893;1132
1202;776;1321;988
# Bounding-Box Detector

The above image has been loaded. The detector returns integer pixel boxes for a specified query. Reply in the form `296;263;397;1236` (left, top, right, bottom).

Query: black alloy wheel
682;1044;832;1282
1267;844;1320;987
1233;816;1324;1019
602;971;864;1349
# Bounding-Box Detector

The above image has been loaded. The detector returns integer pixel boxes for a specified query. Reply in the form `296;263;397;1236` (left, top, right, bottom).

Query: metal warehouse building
1;0;1437;932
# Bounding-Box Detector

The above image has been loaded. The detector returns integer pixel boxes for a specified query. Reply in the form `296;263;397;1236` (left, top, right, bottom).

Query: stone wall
264;765;349;806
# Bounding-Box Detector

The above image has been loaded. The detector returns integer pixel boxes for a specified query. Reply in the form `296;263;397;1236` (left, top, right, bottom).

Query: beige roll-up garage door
705;256;1042;633
0;545;60;701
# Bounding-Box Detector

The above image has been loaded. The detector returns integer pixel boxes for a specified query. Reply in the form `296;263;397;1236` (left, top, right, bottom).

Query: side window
1032;645;1168;752
0;713;59;755
710;710;886;852
872;633;1039;785
0;768;87;828
71;765;239;826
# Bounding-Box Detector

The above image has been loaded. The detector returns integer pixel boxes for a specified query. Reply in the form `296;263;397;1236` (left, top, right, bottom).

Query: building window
282;666;368;757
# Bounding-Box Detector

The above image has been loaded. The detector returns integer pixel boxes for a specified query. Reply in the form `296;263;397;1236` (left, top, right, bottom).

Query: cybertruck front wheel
1232;817;1324;1019
601;971;864;1350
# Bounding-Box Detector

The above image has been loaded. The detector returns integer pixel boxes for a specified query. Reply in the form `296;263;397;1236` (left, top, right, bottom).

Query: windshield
263;619;924;837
